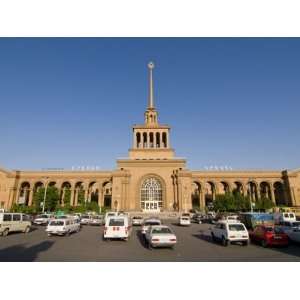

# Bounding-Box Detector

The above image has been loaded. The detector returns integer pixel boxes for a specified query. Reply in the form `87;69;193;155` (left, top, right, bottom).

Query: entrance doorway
141;177;162;212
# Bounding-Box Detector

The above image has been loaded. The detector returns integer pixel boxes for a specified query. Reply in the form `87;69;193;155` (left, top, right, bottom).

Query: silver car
145;225;177;249
90;215;104;226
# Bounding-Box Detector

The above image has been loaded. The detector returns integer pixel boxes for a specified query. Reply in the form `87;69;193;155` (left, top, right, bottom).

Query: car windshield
291;222;300;227
274;227;284;234
152;227;172;234
145;221;160;226
133;216;142;219
49;220;64;226
82;215;89;219
109;219;124;226
289;213;295;218
228;224;245;231
181;217;189;221
93;216;101;219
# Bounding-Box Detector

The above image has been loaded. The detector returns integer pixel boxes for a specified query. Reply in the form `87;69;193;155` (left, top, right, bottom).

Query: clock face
148;62;154;69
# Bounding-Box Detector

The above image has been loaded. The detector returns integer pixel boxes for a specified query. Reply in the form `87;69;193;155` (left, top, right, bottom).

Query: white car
145;225;177;249
90;215;104;226
46;218;80;236
179;216;191;226
80;214;92;225
33;214;54;225
0;213;31;236
211;220;249;246
103;215;131;241
132;216;143;226
279;221;300;243
141;218;162;234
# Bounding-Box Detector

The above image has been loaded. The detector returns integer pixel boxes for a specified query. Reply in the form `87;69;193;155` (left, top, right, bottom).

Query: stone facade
0;62;299;212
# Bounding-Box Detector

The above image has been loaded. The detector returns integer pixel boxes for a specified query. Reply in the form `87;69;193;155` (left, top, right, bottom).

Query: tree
254;196;274;211
213;192;251;212
33;186;60;212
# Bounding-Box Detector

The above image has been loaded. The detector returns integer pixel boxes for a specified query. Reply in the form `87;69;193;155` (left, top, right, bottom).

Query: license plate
274;236;282;239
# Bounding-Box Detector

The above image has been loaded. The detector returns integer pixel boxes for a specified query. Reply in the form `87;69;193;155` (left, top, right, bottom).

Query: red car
250;225;289;247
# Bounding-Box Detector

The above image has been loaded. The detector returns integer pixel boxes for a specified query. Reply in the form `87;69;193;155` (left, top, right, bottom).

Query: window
109;218;124;226
49;221;64;226
152;227;172;234
228;224;246;231
141;177;163;209
22;214;30;221
3;214;12;221
13;214;21;221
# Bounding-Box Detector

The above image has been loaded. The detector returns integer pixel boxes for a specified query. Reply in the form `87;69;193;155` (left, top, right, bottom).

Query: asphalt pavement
0;220;299;262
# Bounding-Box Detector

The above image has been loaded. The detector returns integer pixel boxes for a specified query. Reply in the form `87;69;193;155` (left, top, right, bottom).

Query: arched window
143;132;147;148
141;177;162;211
136;132;141;148
149;132;154;148
156;132;160;148
162;132;167;148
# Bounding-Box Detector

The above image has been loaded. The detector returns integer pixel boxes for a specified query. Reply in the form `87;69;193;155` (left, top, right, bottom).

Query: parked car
278;221;300;243
145;225;177;249
179;216;191;226
141;218;162;234
46;218;80;236
0;213;31;236
192;213;204;224
211;220;249;246
132;216;143;226
33;214;54;225
80;214;92;225
90;215;104;226
274;212;296;225
103;215;131;241
250;225;289;247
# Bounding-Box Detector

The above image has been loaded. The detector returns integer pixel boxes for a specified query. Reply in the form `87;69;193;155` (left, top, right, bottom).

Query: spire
148;61;155;109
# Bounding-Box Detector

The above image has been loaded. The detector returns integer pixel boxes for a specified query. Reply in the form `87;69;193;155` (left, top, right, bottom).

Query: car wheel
24;226;30;234
261;239;268;248
243;240;249;246
2;228;9;237
222;236;228;247
66;230;71;236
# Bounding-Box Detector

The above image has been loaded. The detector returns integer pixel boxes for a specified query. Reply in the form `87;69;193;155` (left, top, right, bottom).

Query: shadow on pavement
0;240;54;262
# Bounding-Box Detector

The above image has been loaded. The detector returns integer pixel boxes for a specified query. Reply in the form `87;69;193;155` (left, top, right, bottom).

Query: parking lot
0;220;300;262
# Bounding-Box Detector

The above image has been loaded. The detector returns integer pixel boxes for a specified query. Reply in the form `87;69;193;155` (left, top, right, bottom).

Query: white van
0;213;31;236
103;215;131;241
274;212;296;224
46;218;80;236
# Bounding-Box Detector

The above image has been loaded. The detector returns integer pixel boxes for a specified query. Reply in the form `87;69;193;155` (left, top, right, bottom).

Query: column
70;188;75;206
270;186;275;204
134;132;137;148
147;132;150;148
84;189;89;203
28;189;34;206
154;132;157;148
98;186;103;207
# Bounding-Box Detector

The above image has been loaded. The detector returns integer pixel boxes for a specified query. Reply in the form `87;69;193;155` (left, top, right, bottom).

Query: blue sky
0;38;299;171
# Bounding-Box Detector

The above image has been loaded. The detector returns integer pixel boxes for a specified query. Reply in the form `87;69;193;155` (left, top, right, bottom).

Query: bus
239;212;274;230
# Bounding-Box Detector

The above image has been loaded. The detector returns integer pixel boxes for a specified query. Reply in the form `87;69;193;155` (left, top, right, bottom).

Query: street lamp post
42;177;49;213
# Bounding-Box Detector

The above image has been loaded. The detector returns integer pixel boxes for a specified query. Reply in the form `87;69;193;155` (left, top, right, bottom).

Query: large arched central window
141;177;162;211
